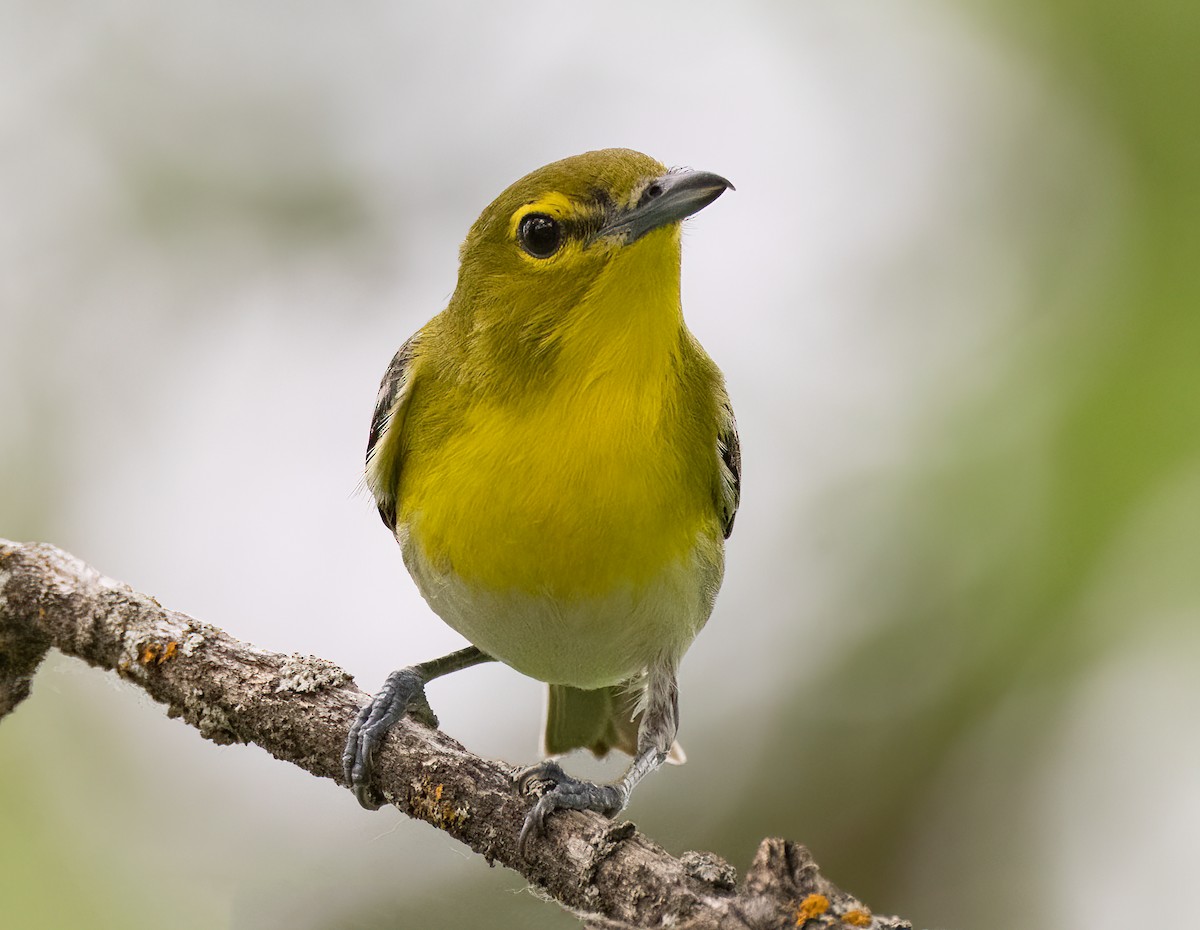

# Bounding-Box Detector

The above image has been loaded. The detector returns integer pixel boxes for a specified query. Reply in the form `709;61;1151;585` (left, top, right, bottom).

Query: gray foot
343;667;437;809
514;760;625;856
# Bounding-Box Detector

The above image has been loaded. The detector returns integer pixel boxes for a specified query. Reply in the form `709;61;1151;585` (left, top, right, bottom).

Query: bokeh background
2;1;1196;928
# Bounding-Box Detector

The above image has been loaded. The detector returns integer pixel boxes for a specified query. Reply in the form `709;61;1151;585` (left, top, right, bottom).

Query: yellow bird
343;148;739;851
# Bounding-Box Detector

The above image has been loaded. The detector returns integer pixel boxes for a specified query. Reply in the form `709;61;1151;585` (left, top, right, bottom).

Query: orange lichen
796;893;830;925
410;776;469;830
841;908;872;927
139;640;180;666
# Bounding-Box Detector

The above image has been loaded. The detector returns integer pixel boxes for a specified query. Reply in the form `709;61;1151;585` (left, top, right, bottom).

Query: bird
342;148;739;853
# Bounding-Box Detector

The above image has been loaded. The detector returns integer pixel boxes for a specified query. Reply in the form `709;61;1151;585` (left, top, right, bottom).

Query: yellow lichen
841;908;872;927
796;893;830;925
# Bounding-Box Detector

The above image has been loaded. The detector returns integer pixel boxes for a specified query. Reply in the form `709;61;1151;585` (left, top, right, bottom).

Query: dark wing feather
366;333;421;530
717;397;741;539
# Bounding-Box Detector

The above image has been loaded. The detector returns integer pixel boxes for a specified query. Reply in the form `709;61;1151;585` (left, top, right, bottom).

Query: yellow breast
399;367;716;599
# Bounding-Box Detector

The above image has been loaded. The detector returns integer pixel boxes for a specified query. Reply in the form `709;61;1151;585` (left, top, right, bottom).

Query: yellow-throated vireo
343;148;738;854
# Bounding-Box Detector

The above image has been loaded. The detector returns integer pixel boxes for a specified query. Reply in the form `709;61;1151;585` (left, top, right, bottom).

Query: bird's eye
517;213;562;258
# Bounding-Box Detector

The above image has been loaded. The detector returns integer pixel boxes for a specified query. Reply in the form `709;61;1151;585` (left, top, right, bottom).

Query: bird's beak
598;169;733;244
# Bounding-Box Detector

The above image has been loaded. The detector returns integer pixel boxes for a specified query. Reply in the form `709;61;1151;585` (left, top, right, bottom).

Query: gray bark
0;539;913;930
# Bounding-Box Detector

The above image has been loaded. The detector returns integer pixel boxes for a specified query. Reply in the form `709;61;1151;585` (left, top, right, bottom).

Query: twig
0;539;912;930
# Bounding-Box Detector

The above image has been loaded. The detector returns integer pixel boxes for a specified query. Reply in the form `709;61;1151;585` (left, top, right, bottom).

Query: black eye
518;213;562;258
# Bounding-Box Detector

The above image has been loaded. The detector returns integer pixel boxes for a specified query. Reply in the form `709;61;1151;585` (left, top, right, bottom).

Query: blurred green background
2;2;1196;928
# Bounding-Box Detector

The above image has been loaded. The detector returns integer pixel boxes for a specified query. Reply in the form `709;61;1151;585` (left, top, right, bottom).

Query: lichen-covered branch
0;539;912;930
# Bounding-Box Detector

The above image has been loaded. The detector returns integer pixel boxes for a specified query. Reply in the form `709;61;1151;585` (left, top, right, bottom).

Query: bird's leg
515;664;679;856
344;645;493;809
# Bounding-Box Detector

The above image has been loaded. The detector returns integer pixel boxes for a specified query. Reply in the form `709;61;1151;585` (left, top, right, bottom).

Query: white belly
399;526;724;688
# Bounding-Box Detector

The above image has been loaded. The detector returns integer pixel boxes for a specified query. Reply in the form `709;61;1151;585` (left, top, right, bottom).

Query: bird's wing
365;333;422;531
717;395;741;539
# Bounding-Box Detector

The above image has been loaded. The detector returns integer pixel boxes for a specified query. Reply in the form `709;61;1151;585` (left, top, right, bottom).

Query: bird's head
449;149;731;358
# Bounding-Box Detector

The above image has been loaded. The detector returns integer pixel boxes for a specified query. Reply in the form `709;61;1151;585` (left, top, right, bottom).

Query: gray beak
599;168;733;243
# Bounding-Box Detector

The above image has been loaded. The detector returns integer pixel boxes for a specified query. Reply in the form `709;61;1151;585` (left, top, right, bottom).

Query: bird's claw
343;667;437;809
513;760;625;857
514;759;567;795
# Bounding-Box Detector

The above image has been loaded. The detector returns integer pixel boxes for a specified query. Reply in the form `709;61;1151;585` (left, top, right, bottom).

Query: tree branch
0;539;912;930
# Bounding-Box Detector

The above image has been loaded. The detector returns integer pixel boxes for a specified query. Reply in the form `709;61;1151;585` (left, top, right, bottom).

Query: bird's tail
542;684;685;763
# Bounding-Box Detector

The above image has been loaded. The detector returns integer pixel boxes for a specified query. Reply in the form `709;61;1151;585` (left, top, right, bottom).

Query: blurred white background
2;2;1196;928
